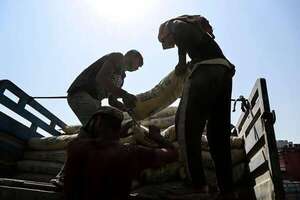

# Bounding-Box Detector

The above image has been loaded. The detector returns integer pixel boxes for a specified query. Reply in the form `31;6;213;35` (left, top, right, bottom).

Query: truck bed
0;79;284;200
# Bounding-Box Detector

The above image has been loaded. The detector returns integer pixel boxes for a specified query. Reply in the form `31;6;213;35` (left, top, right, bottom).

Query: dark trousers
176;64;233;193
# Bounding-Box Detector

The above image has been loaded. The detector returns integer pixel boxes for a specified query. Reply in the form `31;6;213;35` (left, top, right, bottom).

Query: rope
31;96;67;99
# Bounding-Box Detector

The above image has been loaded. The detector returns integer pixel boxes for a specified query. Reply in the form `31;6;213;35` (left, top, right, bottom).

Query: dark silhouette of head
84;106;123;140
124;50;143;72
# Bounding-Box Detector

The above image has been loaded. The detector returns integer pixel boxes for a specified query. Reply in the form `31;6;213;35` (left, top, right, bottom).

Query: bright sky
1;0;299;142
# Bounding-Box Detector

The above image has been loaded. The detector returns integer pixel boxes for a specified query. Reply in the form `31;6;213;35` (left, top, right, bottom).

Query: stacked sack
141;123;246;187
15;107;177;182
0;131;25;177
19;106;246;188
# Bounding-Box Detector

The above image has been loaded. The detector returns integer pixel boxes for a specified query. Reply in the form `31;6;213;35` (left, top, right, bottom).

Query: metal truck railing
0;80;67;140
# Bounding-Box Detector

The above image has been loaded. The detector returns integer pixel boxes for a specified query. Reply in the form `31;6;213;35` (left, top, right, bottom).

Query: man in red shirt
64;106;178;200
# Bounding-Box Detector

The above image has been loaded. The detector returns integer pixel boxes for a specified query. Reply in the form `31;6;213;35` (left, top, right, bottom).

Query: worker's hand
149;125;175;148
123;92;137;109
120;120;135;138
175;63;187;76
148;125;162;141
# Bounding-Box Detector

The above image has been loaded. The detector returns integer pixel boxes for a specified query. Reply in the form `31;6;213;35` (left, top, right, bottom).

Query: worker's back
64;139;162;200
67;52;125;99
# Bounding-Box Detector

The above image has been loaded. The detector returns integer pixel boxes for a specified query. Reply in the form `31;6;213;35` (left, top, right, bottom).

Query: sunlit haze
85;0;159;23
1;0;300;142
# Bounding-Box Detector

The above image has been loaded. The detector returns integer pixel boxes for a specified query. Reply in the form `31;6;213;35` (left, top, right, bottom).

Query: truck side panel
236;78;284;200
0;79;66;140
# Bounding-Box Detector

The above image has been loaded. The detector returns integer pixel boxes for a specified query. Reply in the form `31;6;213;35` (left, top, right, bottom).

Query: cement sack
140;162;181;184
132;70;189;120
13;173;53;182
0;131;25;161
62;125;81;135
198;135;244;150
201;149;245;169
17;160;62;175
23;150;66;163
204;163;246;185
130;125;158;148
149;107;177;119
179;163;246;186
166;128;244;150
176;144;245;169
140;160;246;185
162;125;176;142
27;125;155;151
120;135;137;145
28;134;78;150
141;116;175;129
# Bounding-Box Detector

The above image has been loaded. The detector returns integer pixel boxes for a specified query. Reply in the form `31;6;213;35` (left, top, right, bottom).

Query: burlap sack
165;128;244;150
201;149;245;169
140;162;181;184
28;134;78;150
23;150;66;163
62;125;81;135
130;125;158;148
176;143;245;169
141;116;175;130
17;160;62;175
179;163;246;186
162;125;176;141
13;173;54;182
149;107;177;119
27;125;158;151
132;70;189;120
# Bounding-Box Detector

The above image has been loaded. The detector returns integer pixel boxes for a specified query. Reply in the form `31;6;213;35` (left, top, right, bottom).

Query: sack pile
21;106;246;186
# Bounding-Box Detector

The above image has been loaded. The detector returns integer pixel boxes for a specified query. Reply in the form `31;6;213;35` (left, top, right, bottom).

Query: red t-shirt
64;138;177;200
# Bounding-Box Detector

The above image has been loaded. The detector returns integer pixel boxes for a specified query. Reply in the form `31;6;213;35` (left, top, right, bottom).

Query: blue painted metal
0;80;67;140
0;141;23;161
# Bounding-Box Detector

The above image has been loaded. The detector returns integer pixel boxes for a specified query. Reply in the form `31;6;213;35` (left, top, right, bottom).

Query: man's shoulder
107;52;124;61
67;138;93;154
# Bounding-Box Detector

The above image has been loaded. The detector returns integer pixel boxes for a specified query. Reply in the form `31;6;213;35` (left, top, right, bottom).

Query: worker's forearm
108;97;126;111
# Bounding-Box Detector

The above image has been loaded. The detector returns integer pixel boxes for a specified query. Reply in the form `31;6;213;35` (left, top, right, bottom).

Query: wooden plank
244;118;265;155
0;178;56;191
236;78;284;199
17;160;62;175
240;108;261;138
249;148;269;173
258;80;284;200
13;173;53;183
23;150;66;163
254;178;275;200
0;185;61;200
237;80;262;135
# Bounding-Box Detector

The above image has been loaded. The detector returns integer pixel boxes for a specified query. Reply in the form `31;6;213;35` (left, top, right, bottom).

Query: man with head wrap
64;106;178;200
158;15;237;199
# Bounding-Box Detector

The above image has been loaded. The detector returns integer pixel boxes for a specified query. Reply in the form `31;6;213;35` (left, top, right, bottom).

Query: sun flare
86;0;158;24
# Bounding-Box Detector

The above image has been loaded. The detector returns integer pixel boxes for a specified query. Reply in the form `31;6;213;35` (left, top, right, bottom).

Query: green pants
67;91;101;126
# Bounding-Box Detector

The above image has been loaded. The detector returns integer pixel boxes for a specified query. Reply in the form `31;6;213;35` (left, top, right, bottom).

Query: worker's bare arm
108;95;126;111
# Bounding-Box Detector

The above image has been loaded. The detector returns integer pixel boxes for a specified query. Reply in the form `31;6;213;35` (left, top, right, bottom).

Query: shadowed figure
64;106;178;200
158;15;238;200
